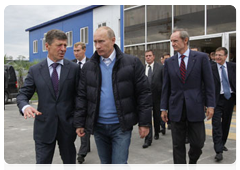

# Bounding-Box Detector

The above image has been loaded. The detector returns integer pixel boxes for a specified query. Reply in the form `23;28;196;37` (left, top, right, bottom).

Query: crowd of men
16;26;236;164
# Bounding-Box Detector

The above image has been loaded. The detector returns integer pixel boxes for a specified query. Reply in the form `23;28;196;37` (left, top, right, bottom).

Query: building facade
26;5;236;64
124;5;236;64
26;5;121;62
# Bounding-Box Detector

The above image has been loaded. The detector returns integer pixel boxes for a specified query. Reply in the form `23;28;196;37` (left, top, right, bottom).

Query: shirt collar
47;56;64;67
217;62;227;69
78;56;86;64
101;49;116;62
178;48;190;59
147;62;154;67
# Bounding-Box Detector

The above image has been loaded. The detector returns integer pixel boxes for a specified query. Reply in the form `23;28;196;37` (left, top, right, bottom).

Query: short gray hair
172;28;190;45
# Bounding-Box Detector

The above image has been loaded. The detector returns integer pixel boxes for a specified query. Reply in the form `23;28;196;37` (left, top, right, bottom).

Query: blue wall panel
29;10;93;62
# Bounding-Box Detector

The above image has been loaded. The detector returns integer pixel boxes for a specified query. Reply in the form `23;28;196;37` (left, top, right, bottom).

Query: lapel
226;62;231;81
172;54;182;81
212;63;220;83
39;59;56;98
58;59;70;98
185;50;196;81
152;62;157;78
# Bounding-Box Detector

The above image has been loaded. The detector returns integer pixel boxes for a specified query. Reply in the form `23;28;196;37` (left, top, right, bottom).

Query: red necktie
180;55;186;83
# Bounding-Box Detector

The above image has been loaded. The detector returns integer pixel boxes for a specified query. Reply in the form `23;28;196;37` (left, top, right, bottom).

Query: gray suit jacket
17;58;79;143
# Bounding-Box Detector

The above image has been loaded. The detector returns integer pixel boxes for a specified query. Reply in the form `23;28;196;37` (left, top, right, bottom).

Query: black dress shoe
223;146;228;151
142;142;151;148
154;134;159;140
77;155;85;164
188;161;197;170
161;129;166;135
215;153;223;162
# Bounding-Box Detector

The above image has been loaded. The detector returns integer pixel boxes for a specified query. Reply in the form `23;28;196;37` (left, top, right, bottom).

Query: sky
4;5;89;60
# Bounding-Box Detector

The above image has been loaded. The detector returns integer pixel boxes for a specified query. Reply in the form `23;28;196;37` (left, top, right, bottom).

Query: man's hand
206;107;214;120
76;128;85;137
23;106;42;119
161;111;168;123
138;126;149;138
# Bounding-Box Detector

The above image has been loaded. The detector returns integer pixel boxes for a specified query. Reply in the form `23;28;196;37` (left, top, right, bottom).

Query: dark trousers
212;94;235;153
78;132;91;157
35;126;76;164
144;101;160;144
171;103;205;164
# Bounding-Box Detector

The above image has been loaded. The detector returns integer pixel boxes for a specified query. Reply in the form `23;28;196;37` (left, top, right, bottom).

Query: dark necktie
221;65;231;99
148;65;152;84
51;63;59;97
180;55;186;83
78;61;82;72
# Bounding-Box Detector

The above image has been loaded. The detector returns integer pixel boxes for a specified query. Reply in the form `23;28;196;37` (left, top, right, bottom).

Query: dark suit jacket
212;62;236;105
17;59;79;143
147;62;164;103
161;50;215;122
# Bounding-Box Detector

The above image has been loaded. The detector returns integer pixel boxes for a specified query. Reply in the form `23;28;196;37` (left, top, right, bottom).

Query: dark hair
145;49;154;56
162;52;170;57
45;29;67;45
215;47;228;56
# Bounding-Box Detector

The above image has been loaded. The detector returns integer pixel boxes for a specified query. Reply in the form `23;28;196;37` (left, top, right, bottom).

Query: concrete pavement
4;102;236;164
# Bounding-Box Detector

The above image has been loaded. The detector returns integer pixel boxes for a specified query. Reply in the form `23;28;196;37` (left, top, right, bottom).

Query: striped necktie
180;55;186;83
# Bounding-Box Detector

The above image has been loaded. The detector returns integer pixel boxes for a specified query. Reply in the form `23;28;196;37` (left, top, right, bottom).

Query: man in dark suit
142;50;164;148
211;47;236;162
160;28;215;164
17;29;79;164
72;42;90;164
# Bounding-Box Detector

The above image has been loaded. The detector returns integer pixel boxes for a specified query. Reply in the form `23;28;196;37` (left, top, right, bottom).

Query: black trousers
78;132;91;157
35;126;76;164
144;101;160;144
212;94;235;153
171;103;205;164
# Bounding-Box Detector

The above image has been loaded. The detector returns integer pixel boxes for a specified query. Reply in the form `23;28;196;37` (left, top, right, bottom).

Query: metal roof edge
25;5;103;32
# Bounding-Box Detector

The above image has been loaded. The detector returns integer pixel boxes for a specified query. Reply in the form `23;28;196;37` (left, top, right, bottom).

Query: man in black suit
142;50;164;148
161;28;215;164
72;42;90;164
211;47;236;162
17;29;79;164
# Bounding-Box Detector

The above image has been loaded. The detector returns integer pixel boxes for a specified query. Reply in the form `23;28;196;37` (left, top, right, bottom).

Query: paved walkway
4;102;236;166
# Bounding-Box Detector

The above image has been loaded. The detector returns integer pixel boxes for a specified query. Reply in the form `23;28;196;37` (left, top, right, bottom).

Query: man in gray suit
17;29;79;164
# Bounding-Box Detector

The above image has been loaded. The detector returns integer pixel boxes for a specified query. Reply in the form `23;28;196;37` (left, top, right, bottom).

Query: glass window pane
85;28;88;44
147;5;172;42
147;42;170;64
124;5;137;9
207;5;236;34
174;5;204;36
229;33;236;62
124;6;145;45
124;45;145;64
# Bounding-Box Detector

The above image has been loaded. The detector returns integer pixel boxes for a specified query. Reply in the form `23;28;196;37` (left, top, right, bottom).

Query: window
147;5;172;42
98;22;107;28
66;31;73;47
124;6;145;45
42;33;47;52
33;40;38;53
174;5;205;36
207;5;236;34
80;27;88;44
